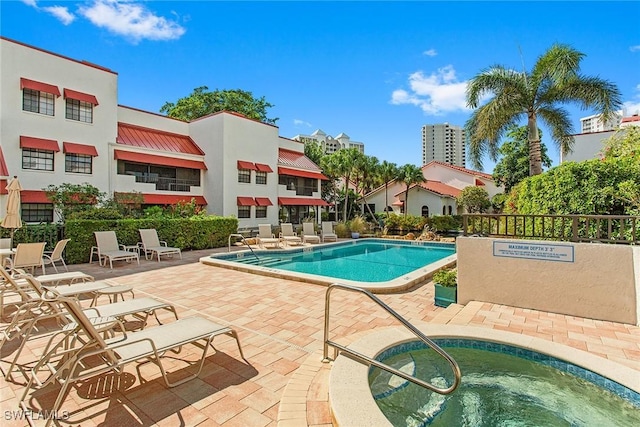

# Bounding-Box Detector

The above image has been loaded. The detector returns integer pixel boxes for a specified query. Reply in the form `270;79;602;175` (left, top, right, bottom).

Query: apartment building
580;111;622;133
0;37;327;228
421;123;466;167
292;129;365;155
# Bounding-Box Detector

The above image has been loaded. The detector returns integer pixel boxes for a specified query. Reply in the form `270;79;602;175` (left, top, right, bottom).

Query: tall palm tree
320;154;341;221
333;148;362;221
354;155;380;218
465;43;621;175
379;161;399;218
398;164;426;217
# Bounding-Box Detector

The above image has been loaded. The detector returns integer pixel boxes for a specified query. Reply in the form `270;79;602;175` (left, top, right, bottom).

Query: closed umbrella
1;176;23;246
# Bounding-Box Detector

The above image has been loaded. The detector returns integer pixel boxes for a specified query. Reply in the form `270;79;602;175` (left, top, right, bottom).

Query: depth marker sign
492;241;574;263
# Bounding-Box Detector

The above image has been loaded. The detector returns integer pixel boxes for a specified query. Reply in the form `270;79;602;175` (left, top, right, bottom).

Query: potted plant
433;268;457;308
349;216;366;239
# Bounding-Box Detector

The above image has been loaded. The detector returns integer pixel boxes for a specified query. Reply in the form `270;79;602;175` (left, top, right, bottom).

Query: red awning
255;163;273;173
237;160;257;170
64;88;99;105
0;180;7;195
22;190;52;204
475;178;485;186
20;78;60;97
237;197;257;206
278;167;328;180
141;194;207;205
255;197;273;206
0;146;8;177
114;150;207;170
63;142;98;156
20;136;60;152
278;197;329;206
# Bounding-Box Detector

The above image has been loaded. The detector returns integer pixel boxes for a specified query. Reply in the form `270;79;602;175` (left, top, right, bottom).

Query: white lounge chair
257;224;281;249
302;222;321;244
321;222;338;242
4;242;46;275
279;223;302;246
94;231;140;269
42;238;70;273
139;229;182;262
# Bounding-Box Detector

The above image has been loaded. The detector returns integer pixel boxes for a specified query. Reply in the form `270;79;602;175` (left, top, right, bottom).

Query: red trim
237;197;257;206
64;88;99;105
141;194;207;205
63;142;98;156
22;190;52;204
278;197;329;206
255;163;273;173
20;78;60;97
0;146;8;177
237;160;257;170
475;178;485;186
0;180;7;195
117;122;205;154
20;136;60;152
114;150;207;170
278;167;328;180
255;197;273;206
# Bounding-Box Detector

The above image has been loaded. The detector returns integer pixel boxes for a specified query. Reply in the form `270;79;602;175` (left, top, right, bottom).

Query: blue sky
2;1;639;173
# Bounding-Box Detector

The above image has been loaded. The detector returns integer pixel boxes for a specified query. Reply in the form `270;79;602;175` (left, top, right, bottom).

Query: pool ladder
322;283;461;395
228;233;261;264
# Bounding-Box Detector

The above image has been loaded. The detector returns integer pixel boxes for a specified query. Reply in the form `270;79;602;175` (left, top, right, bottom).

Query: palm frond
538;106;575;153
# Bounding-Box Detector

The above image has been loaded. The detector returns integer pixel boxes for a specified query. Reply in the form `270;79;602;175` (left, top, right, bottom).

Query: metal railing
323;283;461;395
463;214;640;244
228;234;260;263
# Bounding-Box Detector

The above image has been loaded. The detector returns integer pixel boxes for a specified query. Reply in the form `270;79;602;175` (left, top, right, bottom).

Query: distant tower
292;129;365;154
422;123;466;167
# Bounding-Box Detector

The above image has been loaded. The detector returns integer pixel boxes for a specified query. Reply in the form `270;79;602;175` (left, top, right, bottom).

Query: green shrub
334;222;350;238
433;268;457;287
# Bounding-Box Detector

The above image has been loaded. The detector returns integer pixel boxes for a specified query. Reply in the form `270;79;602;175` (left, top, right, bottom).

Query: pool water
370;340;640;427
216;240;455;283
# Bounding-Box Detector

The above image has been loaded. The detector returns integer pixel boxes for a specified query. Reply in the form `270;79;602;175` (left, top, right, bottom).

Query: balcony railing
462;214;640;245
127;173;199;192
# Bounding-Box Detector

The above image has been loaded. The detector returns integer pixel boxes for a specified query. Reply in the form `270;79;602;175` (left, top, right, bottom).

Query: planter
434;283;457;308
351;232;360;239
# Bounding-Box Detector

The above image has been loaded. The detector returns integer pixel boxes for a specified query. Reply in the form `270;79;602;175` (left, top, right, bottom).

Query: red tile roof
423;161;493;180
394;181;462;198
117;122;205;155
621;115;640;123
278;148;322;171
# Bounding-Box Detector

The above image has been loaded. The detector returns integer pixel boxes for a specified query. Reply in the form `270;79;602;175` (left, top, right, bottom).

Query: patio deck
1;245;639;426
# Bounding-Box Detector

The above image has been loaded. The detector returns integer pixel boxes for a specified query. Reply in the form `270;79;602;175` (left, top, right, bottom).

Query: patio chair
19;295;244;426
321;222;338;242
138;229;182;262
257;224;281;249
302;222;321;244
4;242;46;275
42;238;70;273
279;223;302;246
94;231;140;269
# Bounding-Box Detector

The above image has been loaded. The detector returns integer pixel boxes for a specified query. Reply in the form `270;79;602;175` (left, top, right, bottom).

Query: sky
2;0;639;173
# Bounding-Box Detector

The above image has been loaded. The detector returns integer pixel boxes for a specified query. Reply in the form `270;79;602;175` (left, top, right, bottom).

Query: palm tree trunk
528;113;542;175
384;184;389;218
404;186;409;217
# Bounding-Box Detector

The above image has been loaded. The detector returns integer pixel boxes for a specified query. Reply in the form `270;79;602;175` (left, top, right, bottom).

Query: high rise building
292;129;365;155
421;123;466;167
580;111;623;133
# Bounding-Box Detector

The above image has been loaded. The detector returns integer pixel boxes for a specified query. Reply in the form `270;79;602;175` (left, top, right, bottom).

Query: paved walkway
1;245;639;426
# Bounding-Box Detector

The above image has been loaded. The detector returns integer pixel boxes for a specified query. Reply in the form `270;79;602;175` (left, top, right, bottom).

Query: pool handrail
228;234;261;264
322;282;461;395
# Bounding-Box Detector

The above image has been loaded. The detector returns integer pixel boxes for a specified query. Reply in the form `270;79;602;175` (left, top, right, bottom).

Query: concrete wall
457;237;640;325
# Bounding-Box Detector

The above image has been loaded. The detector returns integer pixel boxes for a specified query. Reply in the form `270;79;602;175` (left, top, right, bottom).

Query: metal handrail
323;283;461;395
228;234;260;263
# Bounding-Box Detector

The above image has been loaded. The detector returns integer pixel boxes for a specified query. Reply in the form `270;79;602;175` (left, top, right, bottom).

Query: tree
457;186;491;213
160;86;278;124
332;148;362;221
398;164;426;217
493;125;552;193
379;161;399;218
465;44;621;175
353;154;380;219
44;183;104;222
601;126;640;213
303;140;325;166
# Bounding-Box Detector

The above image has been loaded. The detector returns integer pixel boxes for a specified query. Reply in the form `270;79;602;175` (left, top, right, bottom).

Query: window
442;206;447;215
66;99;93;123
238;206;251;218
448;205;453;215
256;171;267;185
22;203;54;223
22;149;54;171
421;205;430;217
65;153;92;174
23;89;54;116
256;206;267;218
238;169;251;183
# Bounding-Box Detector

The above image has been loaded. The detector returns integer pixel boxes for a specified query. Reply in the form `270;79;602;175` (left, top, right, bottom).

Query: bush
433;268;457;287
348;216;367;234
334;222;350;238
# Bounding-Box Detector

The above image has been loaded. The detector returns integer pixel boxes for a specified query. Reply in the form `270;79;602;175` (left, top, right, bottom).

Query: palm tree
333;148;362;221
398;164;426;217
320;154;341;221
354;155;380;219
379;161;399;218
465;43;621;175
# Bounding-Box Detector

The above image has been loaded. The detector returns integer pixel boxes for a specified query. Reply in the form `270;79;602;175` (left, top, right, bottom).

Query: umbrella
1;176;23;246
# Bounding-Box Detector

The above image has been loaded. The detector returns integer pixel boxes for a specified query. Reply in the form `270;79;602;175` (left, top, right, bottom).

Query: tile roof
278;148;322;171
394;180;462;198
117;122;205;155
423;161;493;180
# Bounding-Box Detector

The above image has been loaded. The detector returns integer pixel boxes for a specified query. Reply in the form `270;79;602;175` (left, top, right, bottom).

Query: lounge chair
302;222;321;244
257;224;281;249
94;231;140;269
4;242;46;275
279;223;302;246
19;295;244;427
42;238;70;273
138;229;182;262
321;222;338;242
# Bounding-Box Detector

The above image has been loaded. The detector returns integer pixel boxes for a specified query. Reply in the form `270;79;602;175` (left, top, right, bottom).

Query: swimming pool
201;239;456;292
371;339;640;426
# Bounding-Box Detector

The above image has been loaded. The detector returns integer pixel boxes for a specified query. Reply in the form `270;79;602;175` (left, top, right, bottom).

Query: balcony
127;172;199;192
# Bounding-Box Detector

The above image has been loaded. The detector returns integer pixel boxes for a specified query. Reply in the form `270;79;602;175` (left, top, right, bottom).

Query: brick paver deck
1;246;638;426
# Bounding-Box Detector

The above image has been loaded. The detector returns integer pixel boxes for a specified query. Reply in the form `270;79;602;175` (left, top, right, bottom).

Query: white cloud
42;6;75;25
21;0;38;7
630;45;640;52
423;48;437;57
624;101;640;115
78;0;186;43
390;65;469;115
294;119;312;127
